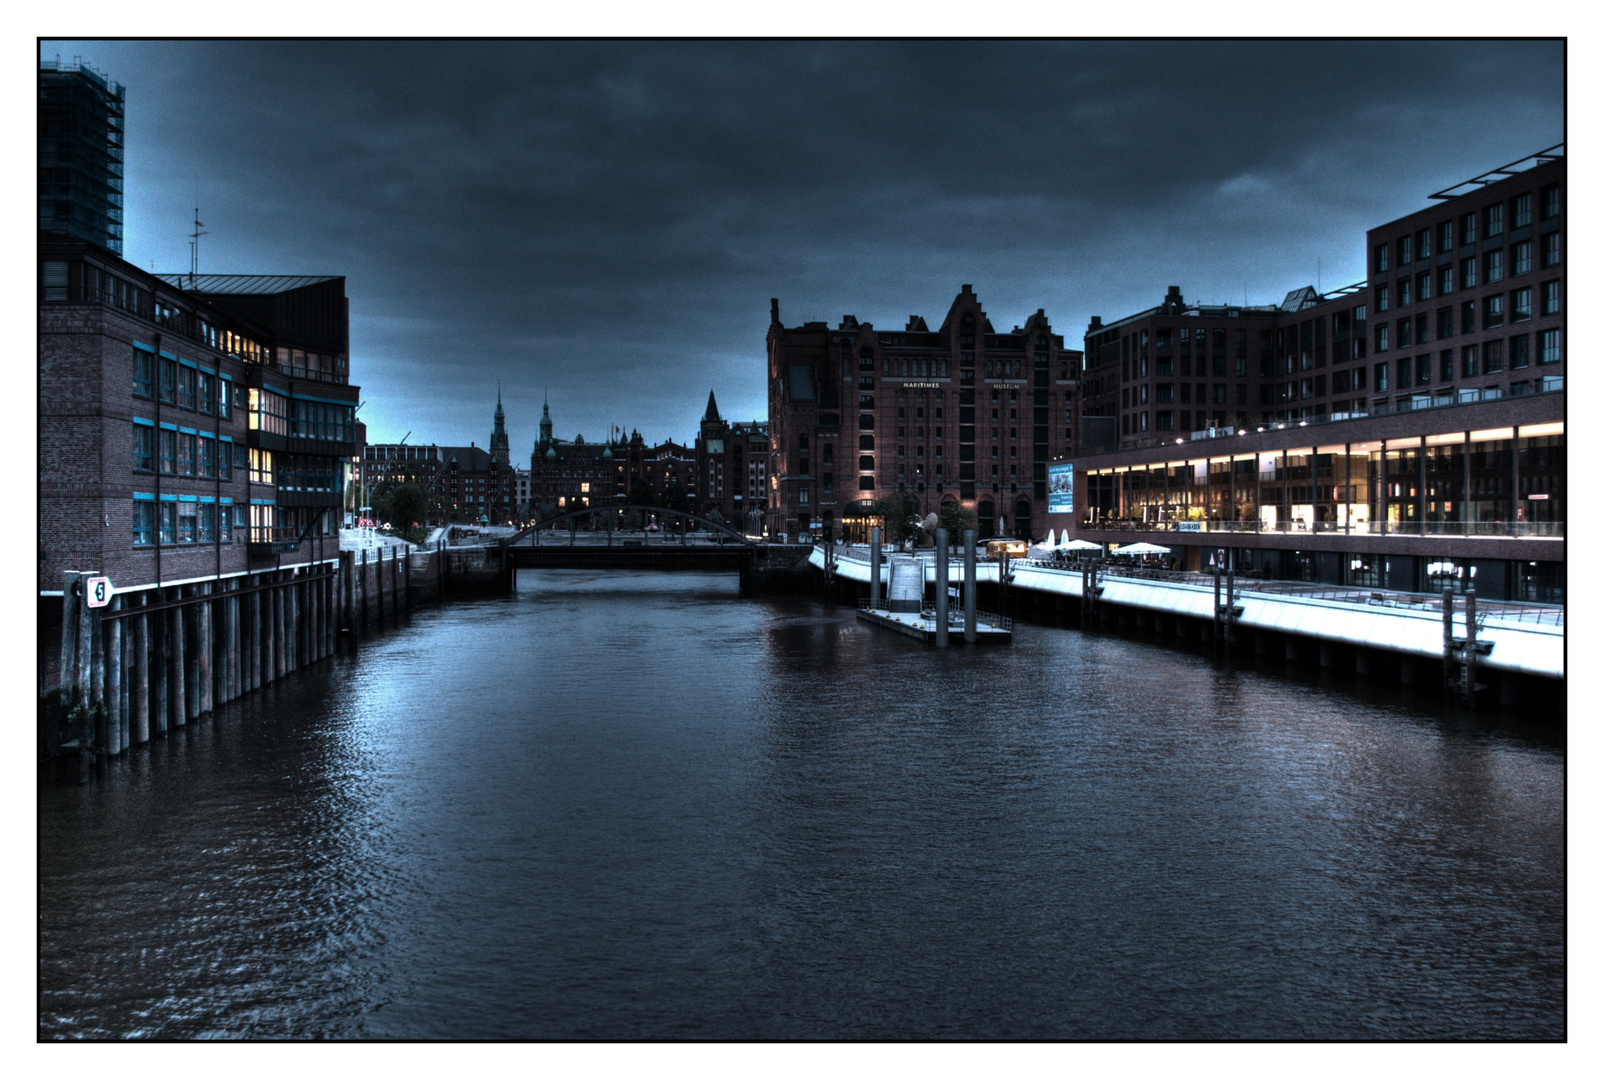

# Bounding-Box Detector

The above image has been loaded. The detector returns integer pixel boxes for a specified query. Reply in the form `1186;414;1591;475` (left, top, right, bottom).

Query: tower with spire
537;389;554;456
490;384;511;467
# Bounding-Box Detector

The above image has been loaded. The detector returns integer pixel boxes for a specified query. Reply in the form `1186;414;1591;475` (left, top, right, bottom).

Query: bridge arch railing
500;505;758;549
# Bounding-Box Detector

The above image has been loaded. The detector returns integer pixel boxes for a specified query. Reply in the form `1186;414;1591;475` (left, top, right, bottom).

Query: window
1461;301;1476;333
1511;334;1530;369
1461;344;1479;378
132;423;153;471
177;501;197;543
1439;220;1453;251
1440;350;1454;382
160;358;177;403
159;428;176;473
1542;280;1561;316
198;373;215;415
1401;278;1414;307
1418;272;1431;301
1398;235;1412;265
1512;287;1531;322
1439;265;1453;295
1461;211;1477;244
1461;256;1477;288
220;505;233;542
1513;193;1531;230
219;440;233;481
133;347;154;398
132;499;155;546
1540;329;1562;364
1541;184;1561;220
1542;232;1561;267
1377;285;1389;312
859;435;874;450
1418;228;1431;259
1484;295;1504;329
1374;243;1389;273
1375;324;1389;352
250;447;274;484
178;432;196;475
1397;357;1412;389
1485;203;1503;238
1374;363;1389;392
159;502;176;545
199;435;217;478
218;378;233;420
198;503;216;543
1484;339;1504;374
1486;249;1503;283
857;476;874;491
1398;317;1412;348
1513;241;1531;276
1437;307;1453;339
178;365;197;409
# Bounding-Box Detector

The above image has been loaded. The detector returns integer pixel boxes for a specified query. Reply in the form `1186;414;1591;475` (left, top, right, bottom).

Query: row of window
131;498;246;545
1376;240;1559;311
1372;332;1562;389
133;346;239;420
1373;185;1561;274
1377;302;1561;353
132;421;247;478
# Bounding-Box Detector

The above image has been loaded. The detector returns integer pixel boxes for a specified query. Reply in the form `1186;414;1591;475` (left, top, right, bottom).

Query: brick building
1054;146;1564;602
766;286;1080;543
693;391;769;532
39;234;359;596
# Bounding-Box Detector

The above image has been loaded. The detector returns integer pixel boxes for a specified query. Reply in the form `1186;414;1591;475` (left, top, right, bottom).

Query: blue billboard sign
1048;463;1074;514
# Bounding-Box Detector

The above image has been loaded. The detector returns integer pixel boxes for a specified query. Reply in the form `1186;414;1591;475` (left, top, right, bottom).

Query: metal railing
1081;518;1564;539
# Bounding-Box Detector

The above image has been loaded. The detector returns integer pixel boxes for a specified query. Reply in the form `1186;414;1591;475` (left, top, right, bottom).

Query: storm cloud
42;40;1563;450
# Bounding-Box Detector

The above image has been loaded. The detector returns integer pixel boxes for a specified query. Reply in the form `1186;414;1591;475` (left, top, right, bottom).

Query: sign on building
84;576;113;608
1047;463;1074;515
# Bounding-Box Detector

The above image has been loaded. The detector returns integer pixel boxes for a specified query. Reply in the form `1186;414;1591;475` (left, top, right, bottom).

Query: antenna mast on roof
188;206;207;289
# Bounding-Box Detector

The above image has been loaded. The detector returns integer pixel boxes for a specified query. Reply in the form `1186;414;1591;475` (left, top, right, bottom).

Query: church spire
703;388;721;423
490;382;510;466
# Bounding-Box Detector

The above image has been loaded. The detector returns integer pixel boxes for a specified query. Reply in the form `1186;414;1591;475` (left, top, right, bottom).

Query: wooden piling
132;594;149;745
106;597;123;756
935;528;949;648
198;583;213;716
59;571;82;721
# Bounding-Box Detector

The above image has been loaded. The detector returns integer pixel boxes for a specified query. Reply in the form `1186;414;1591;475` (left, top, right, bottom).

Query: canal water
39;570;1564;1039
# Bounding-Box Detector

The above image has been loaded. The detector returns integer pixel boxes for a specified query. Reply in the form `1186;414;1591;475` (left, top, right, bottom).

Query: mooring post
869;527;882;610
1213;565;1223;645
963;529;977;643
935;528;950;647
359;547;369;634
198;582;213;715
1225;567;1236;647
1463;587;1479;708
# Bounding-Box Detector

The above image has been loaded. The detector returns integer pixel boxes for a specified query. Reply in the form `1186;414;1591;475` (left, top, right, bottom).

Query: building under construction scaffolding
39;58;126;256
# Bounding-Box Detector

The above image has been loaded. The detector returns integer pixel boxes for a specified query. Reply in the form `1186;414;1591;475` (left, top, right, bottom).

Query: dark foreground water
39;570;1564;1039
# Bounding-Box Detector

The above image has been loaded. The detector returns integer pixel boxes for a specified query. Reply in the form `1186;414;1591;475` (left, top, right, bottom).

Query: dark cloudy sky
42;40;1563;452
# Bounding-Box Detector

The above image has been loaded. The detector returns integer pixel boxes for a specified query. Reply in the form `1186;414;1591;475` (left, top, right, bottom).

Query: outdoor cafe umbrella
1058;538;1102;551
1117;541;1170;556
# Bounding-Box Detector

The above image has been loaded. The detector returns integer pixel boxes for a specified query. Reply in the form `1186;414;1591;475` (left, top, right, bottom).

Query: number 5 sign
84;576;113;608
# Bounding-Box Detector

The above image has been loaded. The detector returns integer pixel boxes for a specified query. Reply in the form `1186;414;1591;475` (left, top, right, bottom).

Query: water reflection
40;571;1563;1039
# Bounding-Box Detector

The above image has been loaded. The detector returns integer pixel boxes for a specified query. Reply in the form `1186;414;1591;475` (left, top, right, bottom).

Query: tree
387;483;429;530
938;500;977;536
626;479;655;506
879;490;918;545
705;507;724;527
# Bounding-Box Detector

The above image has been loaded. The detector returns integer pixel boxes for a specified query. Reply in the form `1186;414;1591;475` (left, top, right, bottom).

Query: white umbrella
1117;541;1171;555
1043;528;1056;548
1059;538;1102;551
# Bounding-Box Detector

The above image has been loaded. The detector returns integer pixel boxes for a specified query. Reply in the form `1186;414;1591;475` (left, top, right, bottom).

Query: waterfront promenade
814;544;1564;682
